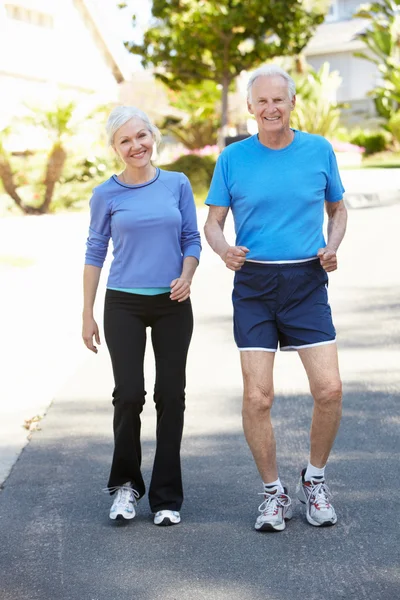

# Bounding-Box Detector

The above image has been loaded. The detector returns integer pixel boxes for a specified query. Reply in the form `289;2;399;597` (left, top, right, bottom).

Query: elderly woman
82;106;201;526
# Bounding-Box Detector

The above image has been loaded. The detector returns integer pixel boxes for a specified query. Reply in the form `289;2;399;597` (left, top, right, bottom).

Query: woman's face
113;117;154;168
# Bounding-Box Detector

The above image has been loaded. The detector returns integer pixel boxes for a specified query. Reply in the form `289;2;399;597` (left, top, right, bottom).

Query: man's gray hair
247;65;296;102
106;105;161;146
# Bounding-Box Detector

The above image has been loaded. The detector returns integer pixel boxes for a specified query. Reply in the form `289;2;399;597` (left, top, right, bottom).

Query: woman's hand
170;277;191;302
82;316;101;353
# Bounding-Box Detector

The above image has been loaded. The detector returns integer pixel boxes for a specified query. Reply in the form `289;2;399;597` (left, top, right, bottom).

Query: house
0;0;129;128
303;0;379;123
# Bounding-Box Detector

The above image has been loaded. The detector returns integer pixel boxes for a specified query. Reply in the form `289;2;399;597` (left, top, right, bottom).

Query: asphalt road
0;203;399;600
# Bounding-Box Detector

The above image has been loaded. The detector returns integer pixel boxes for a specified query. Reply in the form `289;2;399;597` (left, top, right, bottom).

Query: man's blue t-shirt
205;131;345;261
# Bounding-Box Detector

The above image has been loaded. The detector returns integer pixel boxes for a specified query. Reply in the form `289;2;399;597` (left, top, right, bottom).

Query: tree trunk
0;153;42;215
39;143;67;214
218;74;230;150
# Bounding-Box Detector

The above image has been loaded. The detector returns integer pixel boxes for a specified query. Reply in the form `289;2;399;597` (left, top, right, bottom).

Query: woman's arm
82;264;102;353
170;256;199;302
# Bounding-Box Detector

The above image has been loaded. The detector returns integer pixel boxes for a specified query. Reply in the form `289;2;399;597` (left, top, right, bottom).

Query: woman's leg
104;291;147;497
148;297;193;512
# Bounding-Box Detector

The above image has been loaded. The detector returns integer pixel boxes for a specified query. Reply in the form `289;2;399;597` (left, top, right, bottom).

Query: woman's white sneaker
109;482;139;521
153;510;181;526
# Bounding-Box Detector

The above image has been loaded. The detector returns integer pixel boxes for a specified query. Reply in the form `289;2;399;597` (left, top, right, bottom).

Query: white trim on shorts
238;347;277;353
247;257;317;265
280;339;336;352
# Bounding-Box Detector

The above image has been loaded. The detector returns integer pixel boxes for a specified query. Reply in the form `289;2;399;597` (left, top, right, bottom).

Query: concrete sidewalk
1;203;399;599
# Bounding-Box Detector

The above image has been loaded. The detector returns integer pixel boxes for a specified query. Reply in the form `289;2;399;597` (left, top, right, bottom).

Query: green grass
361;151;400;168
0;255;36;268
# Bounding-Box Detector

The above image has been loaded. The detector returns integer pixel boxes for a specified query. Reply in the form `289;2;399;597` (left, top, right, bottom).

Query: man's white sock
305;463;325;482
263;478;284;494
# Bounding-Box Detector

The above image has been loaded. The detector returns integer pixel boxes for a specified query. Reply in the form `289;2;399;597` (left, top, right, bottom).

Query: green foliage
24;101;76;143
388;111;400;143
0;102;111;214
160;154;216;199
159;81;221;149
126;0;327;129
290;62;342;137
353;0;400;119
350;130;391;155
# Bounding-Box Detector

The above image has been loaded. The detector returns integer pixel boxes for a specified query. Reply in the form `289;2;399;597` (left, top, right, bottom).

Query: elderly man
204;65;347;532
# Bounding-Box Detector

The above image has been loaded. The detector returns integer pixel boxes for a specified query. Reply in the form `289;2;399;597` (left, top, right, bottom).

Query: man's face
247;75;295;137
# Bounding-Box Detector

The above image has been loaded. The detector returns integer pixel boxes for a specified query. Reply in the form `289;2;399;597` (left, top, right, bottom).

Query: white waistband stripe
247;257;317;265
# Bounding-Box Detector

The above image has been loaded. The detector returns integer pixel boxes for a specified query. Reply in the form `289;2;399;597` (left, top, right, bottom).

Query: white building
304;0;379;122
0;0;129;127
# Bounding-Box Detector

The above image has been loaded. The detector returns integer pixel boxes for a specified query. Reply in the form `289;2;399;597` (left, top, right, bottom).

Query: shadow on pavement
0;383;399;600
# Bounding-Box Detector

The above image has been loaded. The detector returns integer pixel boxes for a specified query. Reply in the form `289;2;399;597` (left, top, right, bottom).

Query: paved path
0;202;400;599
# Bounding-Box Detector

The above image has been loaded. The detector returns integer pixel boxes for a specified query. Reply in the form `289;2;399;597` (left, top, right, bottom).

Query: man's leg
241;351;293;532
298;343;342;467
297;342;342;526
240;350;277;482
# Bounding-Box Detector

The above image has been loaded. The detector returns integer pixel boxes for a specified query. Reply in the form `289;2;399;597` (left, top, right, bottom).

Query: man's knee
243;386;274;417
313;379;342;407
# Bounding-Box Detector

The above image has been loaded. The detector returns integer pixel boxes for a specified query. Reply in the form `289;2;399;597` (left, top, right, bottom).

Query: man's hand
222;246;249;271
317;247;337;272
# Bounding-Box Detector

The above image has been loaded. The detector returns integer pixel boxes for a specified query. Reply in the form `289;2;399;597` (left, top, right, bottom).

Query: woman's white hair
106;106;161;146
247;65;296;102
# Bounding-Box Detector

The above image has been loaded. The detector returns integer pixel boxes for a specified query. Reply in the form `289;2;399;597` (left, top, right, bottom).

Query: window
5;4;54;28
326;0;339;22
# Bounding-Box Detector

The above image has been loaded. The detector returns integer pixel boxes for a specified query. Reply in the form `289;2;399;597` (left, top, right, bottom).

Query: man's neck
258;128;294;150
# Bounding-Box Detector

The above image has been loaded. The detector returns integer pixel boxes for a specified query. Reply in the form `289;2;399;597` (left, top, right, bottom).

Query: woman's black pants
104;289;193;512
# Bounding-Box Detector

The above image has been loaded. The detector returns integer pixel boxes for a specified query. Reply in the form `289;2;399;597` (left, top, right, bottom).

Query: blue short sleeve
205;153;231;207
326;148;345;203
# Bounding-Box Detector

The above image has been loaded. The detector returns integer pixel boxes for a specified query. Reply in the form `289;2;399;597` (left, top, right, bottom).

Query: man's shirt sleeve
205;153;231;207
326;148;345;203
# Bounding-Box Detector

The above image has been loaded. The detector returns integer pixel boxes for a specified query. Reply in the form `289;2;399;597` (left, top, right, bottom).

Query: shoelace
309;481;332;509
104;485;140;507
258;492;291;515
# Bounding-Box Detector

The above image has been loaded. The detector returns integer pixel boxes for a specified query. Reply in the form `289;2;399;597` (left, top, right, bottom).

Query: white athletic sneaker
254;487;293;532
109;482;139;521
153;510;181;526
297;469;337;527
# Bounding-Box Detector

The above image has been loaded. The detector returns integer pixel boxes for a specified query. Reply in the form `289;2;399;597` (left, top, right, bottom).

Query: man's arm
204;206;249;271
318;199;348;272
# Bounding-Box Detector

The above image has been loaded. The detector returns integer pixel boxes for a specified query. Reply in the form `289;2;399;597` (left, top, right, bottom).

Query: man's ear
290;95;296;111
247;100;254;115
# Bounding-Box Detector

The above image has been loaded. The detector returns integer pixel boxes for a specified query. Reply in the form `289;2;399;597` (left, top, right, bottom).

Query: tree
125;0;327;144
290;62;342;137
159;80;221;149
0;102;93;215
354;0;400;119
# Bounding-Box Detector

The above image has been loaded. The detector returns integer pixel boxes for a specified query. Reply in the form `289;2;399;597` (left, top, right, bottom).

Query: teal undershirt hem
108;287;171;296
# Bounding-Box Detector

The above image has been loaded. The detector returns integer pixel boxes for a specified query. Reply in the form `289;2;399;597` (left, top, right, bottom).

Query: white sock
304;463;325;481
263;478;284;494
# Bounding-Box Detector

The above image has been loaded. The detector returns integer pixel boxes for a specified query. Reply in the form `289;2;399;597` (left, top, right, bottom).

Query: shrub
349;130;390;155
160;154;216;198
388;112;400;144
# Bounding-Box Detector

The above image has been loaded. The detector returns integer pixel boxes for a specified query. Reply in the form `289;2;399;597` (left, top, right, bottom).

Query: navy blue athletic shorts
232;259;336;352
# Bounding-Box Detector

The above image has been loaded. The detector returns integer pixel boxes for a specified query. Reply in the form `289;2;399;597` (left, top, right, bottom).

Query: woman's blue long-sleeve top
85;169;201;287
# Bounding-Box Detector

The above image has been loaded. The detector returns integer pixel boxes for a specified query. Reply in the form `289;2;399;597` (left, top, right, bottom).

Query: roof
304;18;370;56
73;0;130;82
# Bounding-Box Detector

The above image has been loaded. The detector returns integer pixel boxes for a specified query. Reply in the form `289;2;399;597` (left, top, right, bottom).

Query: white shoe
297;469;337;527
254;487;292;532
153;510;181;526
109;482;139;521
